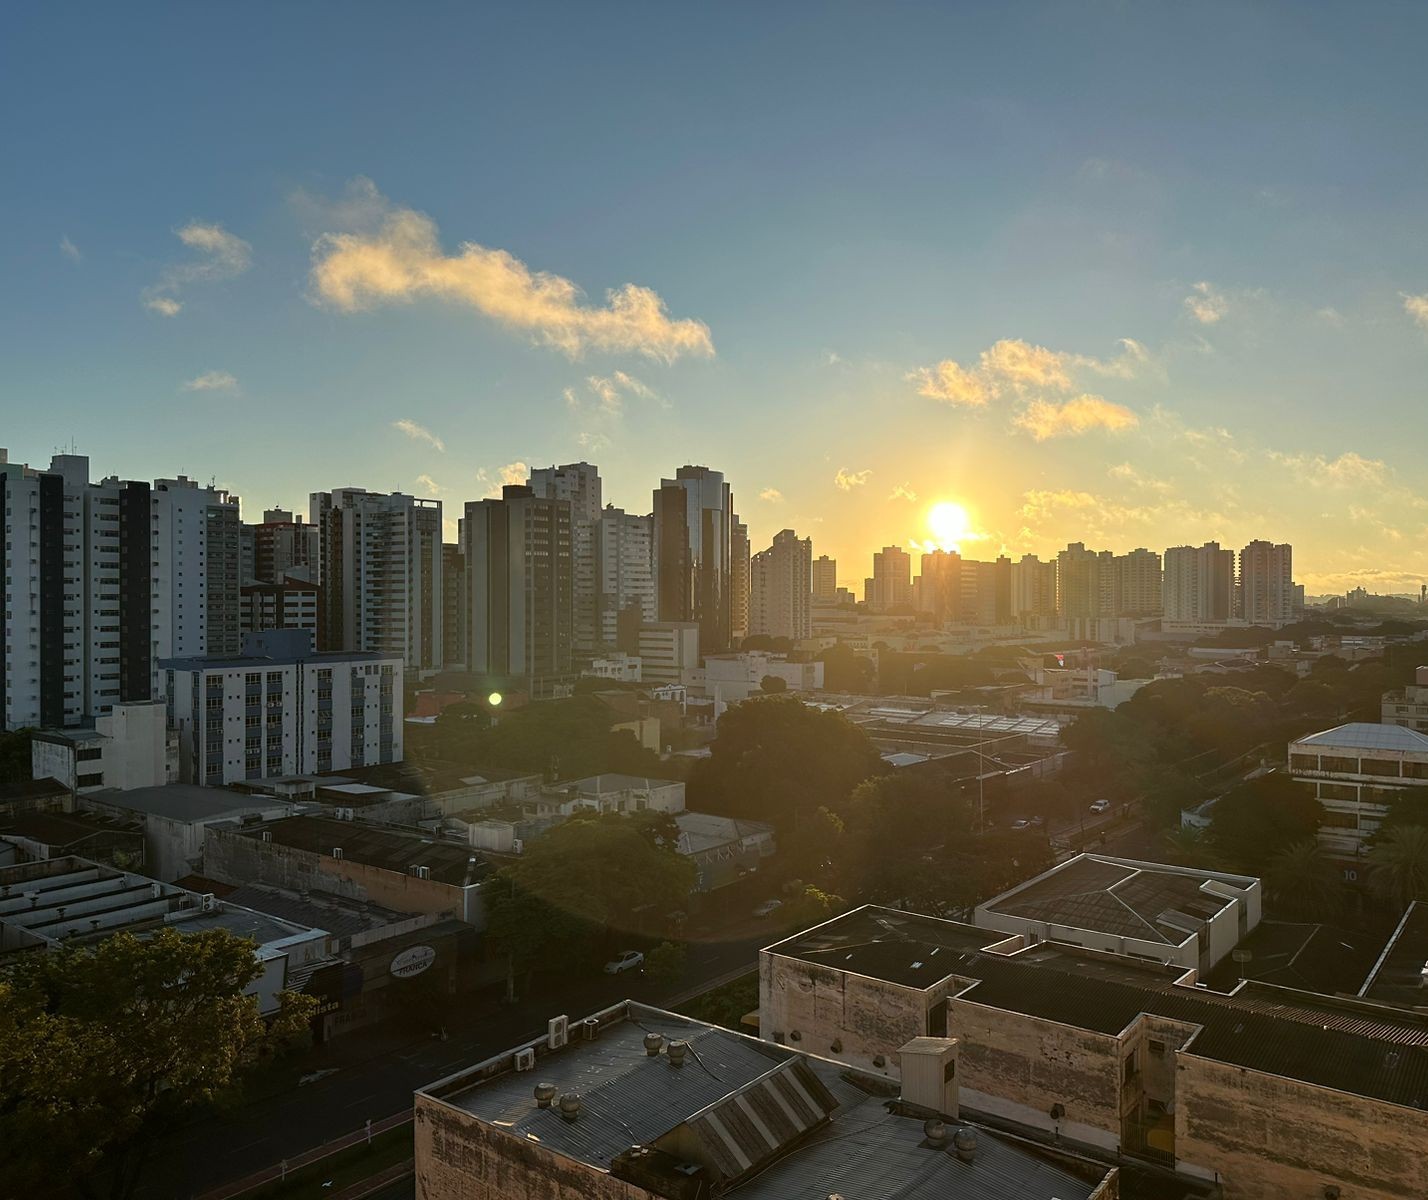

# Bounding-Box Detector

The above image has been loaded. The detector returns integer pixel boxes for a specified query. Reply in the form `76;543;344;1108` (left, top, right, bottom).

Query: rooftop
88;784;289;823
1205;920;1384;995
420;1001;1104;1200
229;815;491;886
1360;902;1428;1010
977;853;1257;947
766;906;1428;1111
556;773;685;793
1293;721;1428;753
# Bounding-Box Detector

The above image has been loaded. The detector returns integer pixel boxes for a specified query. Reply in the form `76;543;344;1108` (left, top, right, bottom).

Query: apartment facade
440;542;467;670
864;544;912;611
653;465;734;654
1163;542;1234;623
239;575;320;640
748;528;812;641
1383;665;1428;734
729;516;750;646
1010;553;1057;622
528;462;601;659
593;505;655;654
811;554;837;601
638;621;699;687
1238;539;1294;626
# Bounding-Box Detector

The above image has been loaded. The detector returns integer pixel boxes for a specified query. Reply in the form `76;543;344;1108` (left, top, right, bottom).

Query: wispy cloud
59;235;82;263
307;179;713;361
415;473;443;495
834;467;872;491
393;418;445;452
1267;450;1387;487
477;461;530;498
1108;462;1171;493
1402;292;1428;331
182;370;239;393
1183;281;1227;324
1014;394;1139;440
143;221;251;316
584;370;656;417
888;483;917;502
758;487;784;502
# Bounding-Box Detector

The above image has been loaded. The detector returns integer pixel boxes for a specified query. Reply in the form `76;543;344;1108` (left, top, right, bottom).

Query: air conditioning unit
511;838;524;854
331;846;343;859
200;893;216;912
514;1047;536;1072
548;1015;569;1050
261;830;273;842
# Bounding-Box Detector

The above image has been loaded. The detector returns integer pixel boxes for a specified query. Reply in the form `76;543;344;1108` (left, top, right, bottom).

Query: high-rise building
1117;548;1163;617
1056;543;1161;620
1010;554;1057;621
240;576;321;640
730;517;750;646
811;554;838;601
749;529;812;641
914;550;961;622
1055;542;1105;619
528;462;601;659
593;505;655;653
1164;542;1235;622
242;508;320;586
652;466;733;653
864;545;912;612
462;485;574;696
310;488;444;672
152;476;243;662
441;542;467;670
1239;540;1294;626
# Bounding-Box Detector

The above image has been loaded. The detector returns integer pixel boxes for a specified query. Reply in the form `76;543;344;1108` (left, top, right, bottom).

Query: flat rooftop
977;853;1257;947
766;906;1428;1111
1360;902;1428;1011
87;784;289;823
420;1002;1103;1200
230;815;491;886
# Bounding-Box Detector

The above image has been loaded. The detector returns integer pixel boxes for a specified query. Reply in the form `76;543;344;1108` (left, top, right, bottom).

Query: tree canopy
1368;824;1428;910
0;728;33;787
1209;773;1323;874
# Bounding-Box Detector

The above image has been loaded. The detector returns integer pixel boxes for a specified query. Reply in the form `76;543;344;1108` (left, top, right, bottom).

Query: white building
30;700;177;793
1009;554;1057;623
310;487;443;672
638;621;700;687
532;773;686;818
528;462;602;659
1238;539;1294;626
1382;665;1428;735
749;528;812;641
698;652;824;704
1288;722;1428;861
163;629;403;785
581;653;642;683
1163;542;1235;623
593;505;655;652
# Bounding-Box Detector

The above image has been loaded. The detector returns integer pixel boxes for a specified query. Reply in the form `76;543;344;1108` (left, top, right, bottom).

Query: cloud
59;235;82;263
1267;450;1387;487
1184;281;1227;324
1107;462;1171;493
415;473;443;495
576;431;610;452
584;370;656;417
182;370;238;393
888;483;917;502
392;418;446;452
1013;394;1139;440
143;221;251;315
909;358;992;406
1403;292;1428;331
758;488;784;502
834;467;872;491
477;461;530;498
307;180;713;361
1315;306;1345;326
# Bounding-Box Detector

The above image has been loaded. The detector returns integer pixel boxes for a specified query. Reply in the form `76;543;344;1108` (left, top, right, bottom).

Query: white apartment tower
528;462;601;659
310;488;443;673
1164;542;1235;622
1117;548;1163;616
1239;540;1294;626
811;555;838;602
1010;554;1057;621
749;529;813;641
593;505;655;653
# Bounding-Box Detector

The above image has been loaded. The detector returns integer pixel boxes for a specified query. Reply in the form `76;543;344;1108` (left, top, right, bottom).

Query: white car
753;899;784;918
1011;818;1031;831
603;950;644;974
1090;799;1112;814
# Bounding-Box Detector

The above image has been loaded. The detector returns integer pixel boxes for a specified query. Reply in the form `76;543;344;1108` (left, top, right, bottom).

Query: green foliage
759;674;789;694
1368;825;1428;909
0;728;34;787
1159;824;1218;870
876;653;995;698
837;774;972;902
1264;839;1347;920
816;643;876;693
781;884;844;929
643;940;688;983
0;928;314;1199
677;972;758;1031
1209;774;1323;874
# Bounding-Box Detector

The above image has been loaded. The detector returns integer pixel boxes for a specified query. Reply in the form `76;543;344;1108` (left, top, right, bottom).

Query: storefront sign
390;944;436;979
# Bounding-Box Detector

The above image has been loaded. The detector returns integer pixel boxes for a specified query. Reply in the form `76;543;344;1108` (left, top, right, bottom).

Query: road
139;929;768;1199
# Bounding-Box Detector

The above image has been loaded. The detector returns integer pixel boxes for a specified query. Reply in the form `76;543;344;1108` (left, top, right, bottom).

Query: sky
3;2;1427;594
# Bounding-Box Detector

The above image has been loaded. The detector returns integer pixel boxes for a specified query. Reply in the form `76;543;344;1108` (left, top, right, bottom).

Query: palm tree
1368;825;1428;910
1265;839;1346;920
1160;824;1216;870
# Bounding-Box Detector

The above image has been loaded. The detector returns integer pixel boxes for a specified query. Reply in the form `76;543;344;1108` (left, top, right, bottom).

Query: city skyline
5;5;1428;592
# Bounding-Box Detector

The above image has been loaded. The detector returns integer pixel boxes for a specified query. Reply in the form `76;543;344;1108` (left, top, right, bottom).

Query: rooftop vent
534;1082;557;1109
558;1092;581;1122
922;1118;947;1148
667;1040;689;1068
579;1017;600;1041
953;1127;977;1163
644;1032;665;1057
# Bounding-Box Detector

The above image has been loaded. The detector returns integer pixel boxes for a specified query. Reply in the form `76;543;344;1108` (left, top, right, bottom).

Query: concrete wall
415;1094;655;1200
1174;1052;1428;1200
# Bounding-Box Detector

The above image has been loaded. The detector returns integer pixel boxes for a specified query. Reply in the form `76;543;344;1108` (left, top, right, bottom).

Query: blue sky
3;2;1427;591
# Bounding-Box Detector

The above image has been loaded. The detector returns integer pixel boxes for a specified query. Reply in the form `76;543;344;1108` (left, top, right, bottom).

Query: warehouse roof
1293;722;1428;753
228;815;491;886
1360;902;1428;1011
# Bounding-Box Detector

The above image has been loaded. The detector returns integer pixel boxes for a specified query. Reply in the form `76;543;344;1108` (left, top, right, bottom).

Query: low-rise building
0;808;145;870
1287;722;1428;861
673;811;775;891
637;621;700;687
413;999;1116;1200
760;905;1428;1199
582;653;642;683
975;854;1260;974
30;700;177;793
1358;900;1428;1012
526;773;686;820
1382;665;1428;734
696;652;824;704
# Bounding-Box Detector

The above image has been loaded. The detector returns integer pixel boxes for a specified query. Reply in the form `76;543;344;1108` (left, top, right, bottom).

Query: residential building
1163;542;1235;623
864;544;912;611
1055;542;1109;619
729;516;750;645
242;508;319;585
30;699;176;793
638;621;700;687
699;652;823;703
310;487;443;672
974;854;1260;973
462;485;574;697
1238;539;1294;626
1010;553;1057;622
441;542;467;670
528;462;601;658
761;905;1428;1199
533;773;686;817
413;999;1115;1200
914;549;960;622
1116;548;1162;616
239;574;321;640
653;466;734;653
748;528;812;641
1287;722;1428;861
811;554;837;601
1382;664;1428;734
163;629;403;785
581;653;641;683
674;811;776;891
593;505;655;653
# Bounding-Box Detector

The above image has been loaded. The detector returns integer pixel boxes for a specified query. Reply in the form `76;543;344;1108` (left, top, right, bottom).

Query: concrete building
163;629;403;784
653;466;734;654
0;855;326;1015
974;854;1261;973
310;487;443;672
811;554;837;602
673;811;776;892
528;462;602;659
1288;722;1428;862
1010;554;1058;623
1238;539;1294;626
30;699;176;793
914;549;961;623
1163;542;1235;623
1382;665;1428;734
638;621;700;687
413;999;1115;1200
441;542;467;670
748;528;811;641
699;652;823;704
864;545;912;612
463;485;574;698
239;574;321;640
729;516;750;647
1116;548;1162;616
242;508;319;587
593;506;655;654
532;773;686;818
582;653;642;683
761;905;1428;1199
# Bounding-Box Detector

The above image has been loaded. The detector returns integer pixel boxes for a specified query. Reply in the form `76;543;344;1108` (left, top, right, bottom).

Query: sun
927;501;971;549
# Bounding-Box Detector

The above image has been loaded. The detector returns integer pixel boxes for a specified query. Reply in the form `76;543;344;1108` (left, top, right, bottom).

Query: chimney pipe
644;1032;664;1057
558;1093;581;1122
953;1127;977;1163
534;1082;557;1109
667;1040;688;1068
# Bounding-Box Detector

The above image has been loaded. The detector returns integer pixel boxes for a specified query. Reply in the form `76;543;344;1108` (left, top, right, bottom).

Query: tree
1264;839;1347;920
0;728;33;787
781;884;844;929
446;695;662;779
644;940;687;983
816;643;875;693
837;773;971;901
1209;774;1323;874
1368;825;1428;909
1160;824;1218;870
0;928;313;1199
760;674;789;694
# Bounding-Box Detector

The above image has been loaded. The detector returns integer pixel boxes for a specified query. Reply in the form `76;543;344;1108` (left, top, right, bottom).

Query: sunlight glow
927;501;971;549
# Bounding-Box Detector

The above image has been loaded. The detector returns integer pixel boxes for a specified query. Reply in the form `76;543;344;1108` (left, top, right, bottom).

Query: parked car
604;950;644;974
753;899;784;918
1011;818;1031;831
1090;799;1111;814
1030;815;1045;827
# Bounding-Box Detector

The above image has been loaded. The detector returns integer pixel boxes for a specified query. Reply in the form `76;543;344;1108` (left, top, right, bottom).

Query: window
1148;1039;1166;1057
77;773;103;788
1123;1051;1138;1082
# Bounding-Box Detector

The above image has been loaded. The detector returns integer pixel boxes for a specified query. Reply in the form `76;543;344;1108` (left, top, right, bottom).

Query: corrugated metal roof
1294;722;1428;753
